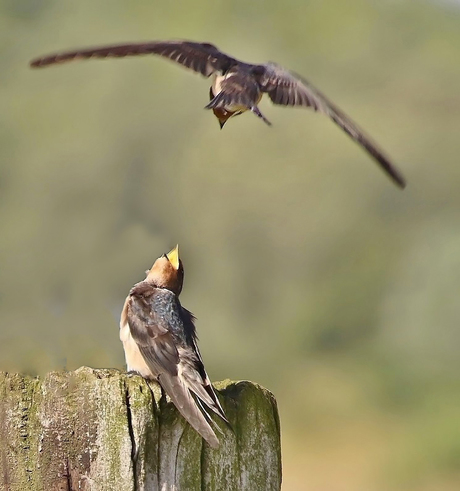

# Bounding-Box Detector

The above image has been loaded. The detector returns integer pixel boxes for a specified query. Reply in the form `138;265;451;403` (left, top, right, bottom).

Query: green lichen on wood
205;380;282;491
230;381;281;491
72;368;133;490
201;380;239;491
0;371;41;491
0;369;281;491
35;368;135;490
158;391;203;489
122;373;160;490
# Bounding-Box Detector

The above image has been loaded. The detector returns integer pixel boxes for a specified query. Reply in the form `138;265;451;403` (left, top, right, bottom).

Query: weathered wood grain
0;368;281;491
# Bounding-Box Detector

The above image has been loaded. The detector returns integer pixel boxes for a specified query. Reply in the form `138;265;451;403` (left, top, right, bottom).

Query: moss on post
0;368;281;491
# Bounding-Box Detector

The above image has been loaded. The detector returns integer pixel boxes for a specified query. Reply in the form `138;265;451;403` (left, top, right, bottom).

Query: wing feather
126;285;228;439
157;372;220;448
127;287;182;376
30;40;236;77
180;308;228;422
256;63;406;188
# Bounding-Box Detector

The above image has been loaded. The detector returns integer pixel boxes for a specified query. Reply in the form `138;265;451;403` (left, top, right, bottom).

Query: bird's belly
212;74;262;110
225;94;262;113
227;102;248;112
120;323;155;379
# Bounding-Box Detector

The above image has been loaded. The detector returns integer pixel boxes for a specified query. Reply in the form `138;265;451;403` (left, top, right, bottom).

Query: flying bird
30;40;406;188
120;245;228;448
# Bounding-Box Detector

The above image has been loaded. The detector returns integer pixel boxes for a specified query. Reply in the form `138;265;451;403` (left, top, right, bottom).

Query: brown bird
30;40;406;188
120;245;228;448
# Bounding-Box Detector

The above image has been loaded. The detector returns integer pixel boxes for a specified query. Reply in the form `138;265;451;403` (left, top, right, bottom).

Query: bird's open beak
166;244;180;270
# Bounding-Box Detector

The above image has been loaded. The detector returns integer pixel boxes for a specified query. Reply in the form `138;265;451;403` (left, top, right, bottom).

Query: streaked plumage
30;40;406;188
120;245;228;448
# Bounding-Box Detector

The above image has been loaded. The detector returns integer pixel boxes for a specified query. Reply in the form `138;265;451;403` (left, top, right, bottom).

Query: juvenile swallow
30;40;406;188
120;245;228;448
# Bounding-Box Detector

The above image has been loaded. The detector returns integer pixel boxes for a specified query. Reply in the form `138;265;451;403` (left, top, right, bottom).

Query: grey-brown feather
30;40;237;78
207;72;261;111
156;371;220;448
256;63;406;188
126;283;227;446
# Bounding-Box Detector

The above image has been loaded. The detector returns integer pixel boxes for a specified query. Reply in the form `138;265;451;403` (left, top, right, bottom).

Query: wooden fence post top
0;367;281;491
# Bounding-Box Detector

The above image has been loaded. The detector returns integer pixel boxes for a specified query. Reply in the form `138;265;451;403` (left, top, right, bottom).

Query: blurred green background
1;0;460;489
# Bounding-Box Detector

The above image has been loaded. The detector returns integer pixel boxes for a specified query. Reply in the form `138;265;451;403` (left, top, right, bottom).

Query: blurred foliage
1;0;460;489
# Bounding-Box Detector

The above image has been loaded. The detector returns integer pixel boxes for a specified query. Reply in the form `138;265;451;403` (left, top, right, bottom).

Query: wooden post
0;367;281;490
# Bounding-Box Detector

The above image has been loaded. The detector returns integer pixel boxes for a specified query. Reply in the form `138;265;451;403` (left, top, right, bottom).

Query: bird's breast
120;321;155;379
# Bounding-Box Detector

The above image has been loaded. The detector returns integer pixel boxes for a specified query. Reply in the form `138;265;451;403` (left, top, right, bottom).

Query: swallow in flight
120;245;228;448
30;40;406;188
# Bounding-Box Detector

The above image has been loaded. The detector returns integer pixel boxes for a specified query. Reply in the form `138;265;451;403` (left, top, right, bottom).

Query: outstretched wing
256;63;406;188
30;40;236;77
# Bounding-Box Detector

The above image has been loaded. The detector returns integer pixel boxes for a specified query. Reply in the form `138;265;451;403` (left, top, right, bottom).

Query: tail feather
187;340;229;423
205;91;252;112
205;91;229;110
194;397;231;436
183;370;229;423
157;372;220;448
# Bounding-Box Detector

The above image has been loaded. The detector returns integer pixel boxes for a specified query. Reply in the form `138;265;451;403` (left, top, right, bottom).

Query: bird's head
146;244;184;295
212;107;235;129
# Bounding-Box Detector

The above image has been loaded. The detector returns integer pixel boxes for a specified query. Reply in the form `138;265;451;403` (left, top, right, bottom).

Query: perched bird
30;40;406;188
120;245;228;448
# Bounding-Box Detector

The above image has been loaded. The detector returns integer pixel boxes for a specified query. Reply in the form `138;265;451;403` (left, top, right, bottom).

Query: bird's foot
125;370;141;378
251;106;272;126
